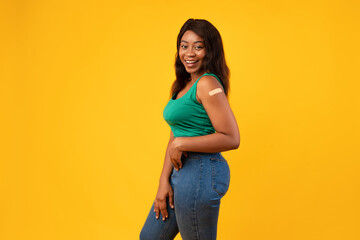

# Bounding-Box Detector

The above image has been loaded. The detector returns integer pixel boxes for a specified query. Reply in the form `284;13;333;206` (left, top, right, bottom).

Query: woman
140;19;240;240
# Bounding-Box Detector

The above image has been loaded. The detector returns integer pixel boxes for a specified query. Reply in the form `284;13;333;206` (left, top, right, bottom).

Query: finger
183;151;188;157
160;207;169;221
171;158;179;171
169;191;174;209
154;202;159;219
176;158;182;169
155;208;159;219
159;201;168;221
160;208;168;221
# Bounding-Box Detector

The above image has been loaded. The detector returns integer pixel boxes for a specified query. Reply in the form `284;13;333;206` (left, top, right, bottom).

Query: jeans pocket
210;158;230;197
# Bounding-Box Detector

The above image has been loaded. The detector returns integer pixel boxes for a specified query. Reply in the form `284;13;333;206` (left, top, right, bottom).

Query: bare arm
177;75;239;151
174;132;238;153
154;130;182;221
168;75;240;168
159;130;175;182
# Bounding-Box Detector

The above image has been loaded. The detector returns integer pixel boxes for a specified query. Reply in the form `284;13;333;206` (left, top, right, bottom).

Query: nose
185;47;196;57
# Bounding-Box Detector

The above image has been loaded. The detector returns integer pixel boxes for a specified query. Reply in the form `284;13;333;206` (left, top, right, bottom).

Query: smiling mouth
185;60;198;64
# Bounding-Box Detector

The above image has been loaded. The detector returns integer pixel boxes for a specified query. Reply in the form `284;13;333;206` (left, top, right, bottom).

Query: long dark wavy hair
170;19;230;99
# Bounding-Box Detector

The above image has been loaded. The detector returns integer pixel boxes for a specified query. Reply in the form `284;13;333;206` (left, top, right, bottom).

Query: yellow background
1;0;359;239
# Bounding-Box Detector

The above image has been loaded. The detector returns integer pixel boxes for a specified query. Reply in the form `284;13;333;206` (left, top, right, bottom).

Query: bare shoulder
197;75;225;103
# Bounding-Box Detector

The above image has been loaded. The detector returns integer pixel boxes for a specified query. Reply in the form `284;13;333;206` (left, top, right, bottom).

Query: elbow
228;135;240;150
232;138;240;150
231;132;240;150
220;131;240;150
228;127;240;150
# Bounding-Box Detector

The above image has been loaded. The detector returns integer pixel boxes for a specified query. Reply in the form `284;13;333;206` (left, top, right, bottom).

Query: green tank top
163;73;224;137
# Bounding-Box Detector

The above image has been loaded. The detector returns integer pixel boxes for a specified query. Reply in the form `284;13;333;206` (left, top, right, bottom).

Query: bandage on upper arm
208;88;223;96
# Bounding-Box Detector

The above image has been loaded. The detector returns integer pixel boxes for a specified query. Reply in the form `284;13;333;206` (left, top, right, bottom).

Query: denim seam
159;209;173;240
160;211;177;240
211;161;227;197
192;158;202;240
209;157;227;162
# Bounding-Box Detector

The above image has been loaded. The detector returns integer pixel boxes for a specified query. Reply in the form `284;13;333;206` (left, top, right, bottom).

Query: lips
185;60;199;67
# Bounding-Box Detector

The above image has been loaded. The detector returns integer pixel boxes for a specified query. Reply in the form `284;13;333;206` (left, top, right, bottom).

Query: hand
168;138;187;171
154;180;174;221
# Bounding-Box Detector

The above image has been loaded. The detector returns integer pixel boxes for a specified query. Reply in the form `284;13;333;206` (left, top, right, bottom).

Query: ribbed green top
163;73;224;137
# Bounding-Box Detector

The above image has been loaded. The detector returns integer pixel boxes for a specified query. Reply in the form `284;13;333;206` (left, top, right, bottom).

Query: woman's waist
182;151;223;160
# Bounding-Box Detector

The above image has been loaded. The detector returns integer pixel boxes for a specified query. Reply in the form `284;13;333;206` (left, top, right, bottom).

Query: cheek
199;49;206;58
179;49;185;57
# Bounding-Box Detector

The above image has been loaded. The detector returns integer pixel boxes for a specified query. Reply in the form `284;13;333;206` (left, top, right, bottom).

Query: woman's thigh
139;199;179;240
171;152;230;240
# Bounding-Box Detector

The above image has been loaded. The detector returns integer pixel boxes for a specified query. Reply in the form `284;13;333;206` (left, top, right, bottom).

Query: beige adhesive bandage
209;88;223;96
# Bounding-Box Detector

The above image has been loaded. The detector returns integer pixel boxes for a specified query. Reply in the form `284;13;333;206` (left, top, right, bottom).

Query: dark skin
154;30;240;221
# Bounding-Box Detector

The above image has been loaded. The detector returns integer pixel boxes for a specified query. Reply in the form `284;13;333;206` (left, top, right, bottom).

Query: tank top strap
188;72;223;103
201;73;224;88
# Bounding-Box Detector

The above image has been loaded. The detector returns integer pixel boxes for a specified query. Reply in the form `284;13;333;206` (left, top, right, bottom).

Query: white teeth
186;60;197;63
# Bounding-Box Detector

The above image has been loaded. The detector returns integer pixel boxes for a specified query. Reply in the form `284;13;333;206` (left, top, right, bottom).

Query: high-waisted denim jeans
140;151;230;240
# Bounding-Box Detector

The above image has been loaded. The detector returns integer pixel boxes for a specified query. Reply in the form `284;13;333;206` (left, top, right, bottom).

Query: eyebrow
181;40;204;44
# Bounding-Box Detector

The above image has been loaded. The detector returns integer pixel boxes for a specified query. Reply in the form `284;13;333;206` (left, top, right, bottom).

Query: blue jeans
140;151;230;240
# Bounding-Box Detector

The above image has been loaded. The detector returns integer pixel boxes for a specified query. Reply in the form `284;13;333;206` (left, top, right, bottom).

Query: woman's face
179;30;206;77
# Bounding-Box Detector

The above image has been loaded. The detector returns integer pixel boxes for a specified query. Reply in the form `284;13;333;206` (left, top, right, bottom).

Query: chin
185;67;202;75
186;69;197;74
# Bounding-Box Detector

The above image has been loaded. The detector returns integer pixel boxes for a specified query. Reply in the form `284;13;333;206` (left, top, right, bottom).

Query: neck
190;71;208;82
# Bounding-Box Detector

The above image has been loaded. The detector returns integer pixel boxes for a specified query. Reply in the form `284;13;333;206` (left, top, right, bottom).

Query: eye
195;46;204;50
180;45;188;49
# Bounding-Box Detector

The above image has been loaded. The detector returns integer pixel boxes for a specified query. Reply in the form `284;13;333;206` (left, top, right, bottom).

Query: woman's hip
170;151;230;200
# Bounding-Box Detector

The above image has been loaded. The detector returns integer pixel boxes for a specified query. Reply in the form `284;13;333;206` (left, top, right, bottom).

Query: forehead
181;30;204;43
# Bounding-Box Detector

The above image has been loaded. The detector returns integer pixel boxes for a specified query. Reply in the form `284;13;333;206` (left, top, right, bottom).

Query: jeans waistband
184;151;222;159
